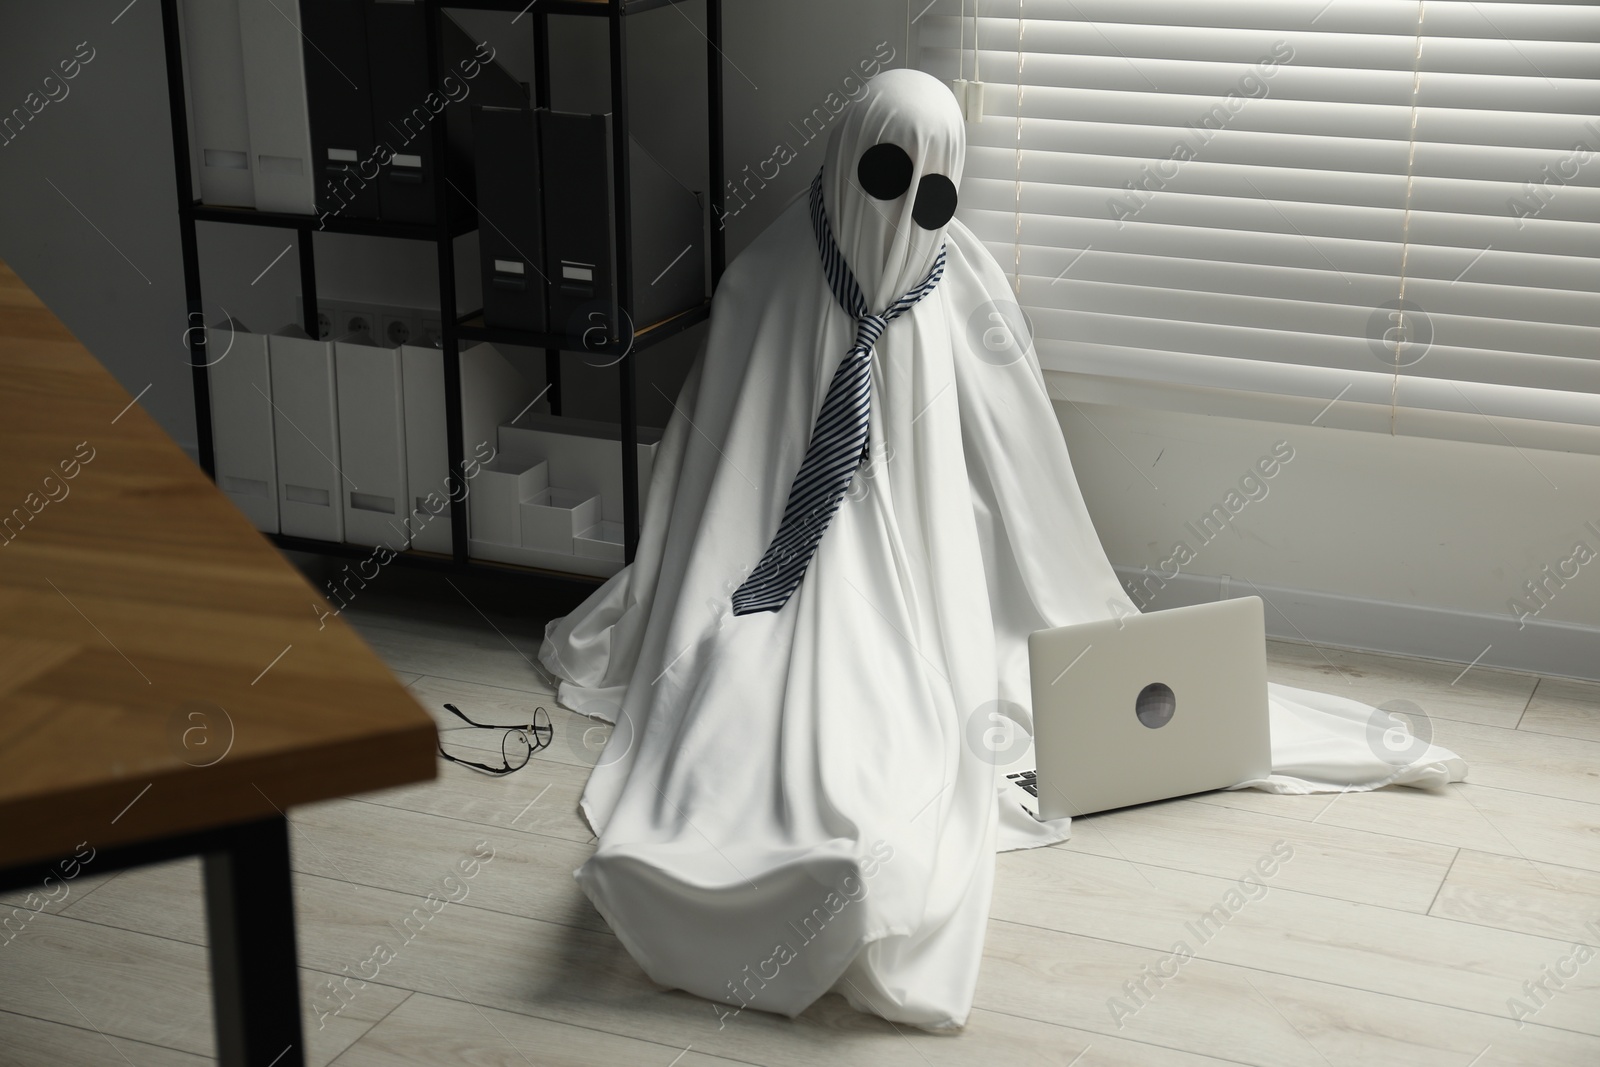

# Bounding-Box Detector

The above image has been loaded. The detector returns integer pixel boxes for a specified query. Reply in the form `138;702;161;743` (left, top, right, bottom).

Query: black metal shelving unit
159;0;726;586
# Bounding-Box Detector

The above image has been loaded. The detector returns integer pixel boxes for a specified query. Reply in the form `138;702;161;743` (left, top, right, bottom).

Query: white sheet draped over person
537;69;1465;1031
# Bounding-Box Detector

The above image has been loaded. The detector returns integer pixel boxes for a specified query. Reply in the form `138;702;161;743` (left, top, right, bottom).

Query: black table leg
204;815;305;1067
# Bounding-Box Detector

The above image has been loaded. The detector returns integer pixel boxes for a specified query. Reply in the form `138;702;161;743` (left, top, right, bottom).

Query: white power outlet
293;296;341;339
341;306;380;340
295;297;438;347
381;314;415;347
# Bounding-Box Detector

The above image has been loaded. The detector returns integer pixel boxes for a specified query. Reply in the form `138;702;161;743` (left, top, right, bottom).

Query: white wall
1059;402;1600;678
2;1;1593;678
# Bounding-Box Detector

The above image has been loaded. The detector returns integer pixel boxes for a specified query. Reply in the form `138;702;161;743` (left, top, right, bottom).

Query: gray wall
1;2;195;440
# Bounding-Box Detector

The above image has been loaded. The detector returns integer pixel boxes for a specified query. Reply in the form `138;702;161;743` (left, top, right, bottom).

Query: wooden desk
0;261;438;1065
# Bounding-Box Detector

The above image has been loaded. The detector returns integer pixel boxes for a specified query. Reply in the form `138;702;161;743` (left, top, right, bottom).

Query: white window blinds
917;1;1600;435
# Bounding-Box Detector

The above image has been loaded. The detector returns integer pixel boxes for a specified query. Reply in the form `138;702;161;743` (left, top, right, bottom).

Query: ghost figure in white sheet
537;68;1464;1030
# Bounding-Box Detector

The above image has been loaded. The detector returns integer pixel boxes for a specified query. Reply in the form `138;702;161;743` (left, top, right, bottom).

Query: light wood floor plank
978;918;1600;1067
1264;640;1538;729
341;606;552;694
1057;793;1457;912
991;844;1600;1035
288;797;607;935
406;671;556;711
1189;783;1600;873
1421;717;1600;806
1429;848;1600;944
59;812;607;949
0;867;118;912
328;991;758;1067
56;859;205;946
37;777;1600;1067
57;844;1258;1066
335;584;557;640
34;863;1248;1067
75;861;1600;1067
0;1008;210;1067
353;755;595;846
60;868;1263;1067
0;908;408;1065
333;988;1254;1067
1517;676;1600;745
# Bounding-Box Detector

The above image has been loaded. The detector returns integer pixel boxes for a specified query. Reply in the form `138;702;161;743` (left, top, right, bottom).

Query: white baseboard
1115;566;1600;684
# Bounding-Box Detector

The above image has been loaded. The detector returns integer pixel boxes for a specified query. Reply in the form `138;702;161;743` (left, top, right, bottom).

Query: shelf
444;0;698;16
455;300;710;354
187;202;478;241
169;0;725;578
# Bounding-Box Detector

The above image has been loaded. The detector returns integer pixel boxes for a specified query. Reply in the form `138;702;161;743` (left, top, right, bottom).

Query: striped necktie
731;167;947;616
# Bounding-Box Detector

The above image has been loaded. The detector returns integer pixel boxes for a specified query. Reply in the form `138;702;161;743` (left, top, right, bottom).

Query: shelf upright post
609;2;641;562
707;0;726;285
533;8;562;416
159;0;215;478
425;0;470;567
296;230;318;336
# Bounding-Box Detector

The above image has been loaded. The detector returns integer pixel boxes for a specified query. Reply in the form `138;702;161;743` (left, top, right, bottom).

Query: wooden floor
2;573;1597;1066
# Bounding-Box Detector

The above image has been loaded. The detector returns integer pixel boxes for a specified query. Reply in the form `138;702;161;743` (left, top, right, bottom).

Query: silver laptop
1012;597;1271;820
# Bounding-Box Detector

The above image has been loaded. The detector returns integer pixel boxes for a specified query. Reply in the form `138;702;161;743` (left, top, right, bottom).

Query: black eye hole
912;173;958;230
857;143;913;200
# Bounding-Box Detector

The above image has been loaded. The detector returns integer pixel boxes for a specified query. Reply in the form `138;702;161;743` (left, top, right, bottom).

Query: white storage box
267;326;343;542
519;488;601;553
236;0;315;213
468;458;548;547
334;333;408;549
496;412;662;529
208;319;279;533
574;520;625;563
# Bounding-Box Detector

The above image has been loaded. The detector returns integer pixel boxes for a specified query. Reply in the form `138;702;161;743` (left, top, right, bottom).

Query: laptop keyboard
1006;769;1039;797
